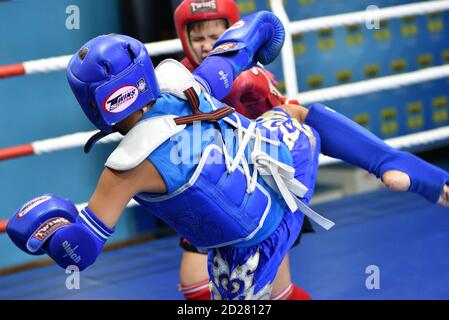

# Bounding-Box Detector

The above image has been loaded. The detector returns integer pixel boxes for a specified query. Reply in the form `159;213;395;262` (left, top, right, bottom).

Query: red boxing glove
223;67;299;119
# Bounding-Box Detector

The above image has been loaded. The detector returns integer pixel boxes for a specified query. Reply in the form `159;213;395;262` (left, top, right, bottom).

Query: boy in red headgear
173;0;449;301
174;0;312;301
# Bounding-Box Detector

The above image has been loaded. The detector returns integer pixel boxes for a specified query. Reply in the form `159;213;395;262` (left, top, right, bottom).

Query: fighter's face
188;19;227;62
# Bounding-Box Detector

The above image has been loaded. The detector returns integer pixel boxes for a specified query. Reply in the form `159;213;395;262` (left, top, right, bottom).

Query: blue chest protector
131;93;289;250
104;60;332;250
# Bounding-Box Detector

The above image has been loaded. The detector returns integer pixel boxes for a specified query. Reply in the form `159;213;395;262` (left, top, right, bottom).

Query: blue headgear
66;34;160;151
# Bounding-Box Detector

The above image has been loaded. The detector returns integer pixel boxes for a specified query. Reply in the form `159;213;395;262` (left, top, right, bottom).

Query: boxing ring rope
1;0;449;232
287;0;449;34
270;0;449;97
1;1;448;79
0;39;183;78
1;122;448;232
298;64;449;104
0;131;122;161
1;114;447;164
1;63;448;161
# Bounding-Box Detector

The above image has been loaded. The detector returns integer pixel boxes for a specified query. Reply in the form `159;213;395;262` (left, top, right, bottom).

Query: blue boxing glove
304;103;449;203
45;207;114;270
193;11;285;100
7;195;113;271
210;10;285;74
7;195;78;255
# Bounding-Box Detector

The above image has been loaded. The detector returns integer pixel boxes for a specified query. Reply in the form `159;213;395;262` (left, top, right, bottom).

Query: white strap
223;115;281;146
294;198;335;231
221;117;335;230
230;121;257;172
258;154;334;230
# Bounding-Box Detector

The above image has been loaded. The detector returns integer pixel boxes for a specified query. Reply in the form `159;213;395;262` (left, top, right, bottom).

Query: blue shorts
208;108;321;300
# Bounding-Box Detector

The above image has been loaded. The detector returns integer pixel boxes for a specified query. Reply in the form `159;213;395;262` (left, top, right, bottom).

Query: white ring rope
0;63;445;160
286;0;449;35
23;56;71;75
22;39;182;75
270;0;449;97
298;64;449;104
2;0;446;77
29;125;449;166
32;131;122;155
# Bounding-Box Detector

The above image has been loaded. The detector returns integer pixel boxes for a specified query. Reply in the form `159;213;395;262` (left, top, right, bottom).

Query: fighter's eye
191;37;204;42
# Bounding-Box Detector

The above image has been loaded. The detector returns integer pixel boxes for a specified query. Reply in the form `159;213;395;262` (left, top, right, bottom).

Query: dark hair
187;19;228;35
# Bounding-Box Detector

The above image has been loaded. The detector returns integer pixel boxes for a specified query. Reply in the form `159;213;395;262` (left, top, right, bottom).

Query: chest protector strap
219;113;335;230
174;87;234;125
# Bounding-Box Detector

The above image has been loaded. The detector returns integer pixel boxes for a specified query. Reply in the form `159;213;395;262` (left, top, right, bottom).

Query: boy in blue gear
8;12;318;300
6;11;449;300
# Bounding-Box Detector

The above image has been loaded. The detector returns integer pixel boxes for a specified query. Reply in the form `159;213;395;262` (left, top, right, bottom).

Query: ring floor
1;188;448;300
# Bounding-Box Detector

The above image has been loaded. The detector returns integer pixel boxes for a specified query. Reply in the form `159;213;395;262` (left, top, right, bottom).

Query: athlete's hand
438;184;449;207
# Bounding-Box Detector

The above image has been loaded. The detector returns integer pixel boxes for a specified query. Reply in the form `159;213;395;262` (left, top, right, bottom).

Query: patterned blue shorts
208;108;321;300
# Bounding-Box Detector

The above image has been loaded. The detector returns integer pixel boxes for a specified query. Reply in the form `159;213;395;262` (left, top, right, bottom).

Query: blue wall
0;0;162;269
237;0;449;138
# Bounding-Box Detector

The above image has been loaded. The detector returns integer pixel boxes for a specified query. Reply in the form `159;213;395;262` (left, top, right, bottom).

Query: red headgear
174;0;240;68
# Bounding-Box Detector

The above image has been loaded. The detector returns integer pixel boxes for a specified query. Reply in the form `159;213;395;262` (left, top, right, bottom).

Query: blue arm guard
304;103;449;203
45;207;114;271
193;57;235;99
